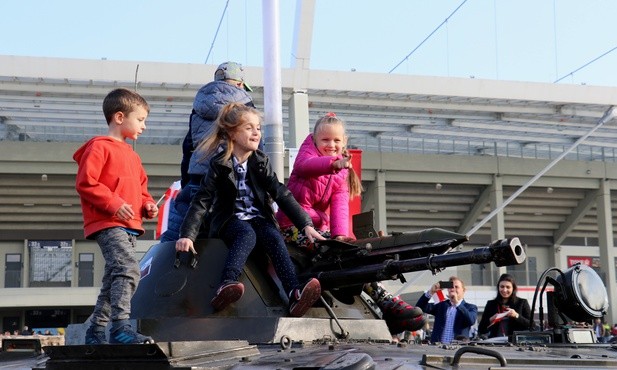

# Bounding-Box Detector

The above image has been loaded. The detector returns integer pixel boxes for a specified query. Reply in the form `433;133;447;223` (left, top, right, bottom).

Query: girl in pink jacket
277;113;425;338
276;112;362;248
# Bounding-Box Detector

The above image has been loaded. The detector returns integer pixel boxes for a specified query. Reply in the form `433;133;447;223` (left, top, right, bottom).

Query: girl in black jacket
176;102;324;317
478;273;533;339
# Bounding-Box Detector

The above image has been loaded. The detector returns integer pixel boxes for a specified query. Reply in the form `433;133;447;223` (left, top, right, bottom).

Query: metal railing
348;136;617;162
7;126;617;162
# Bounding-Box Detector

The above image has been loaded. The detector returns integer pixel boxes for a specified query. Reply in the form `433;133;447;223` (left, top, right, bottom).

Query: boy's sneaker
288;278;321;317
85;325;107;345
211;281;245;311
110;325;154;344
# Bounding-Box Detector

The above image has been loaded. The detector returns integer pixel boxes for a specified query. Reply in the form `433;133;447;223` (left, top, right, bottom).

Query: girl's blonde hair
197;102;262;162
314;113;363;198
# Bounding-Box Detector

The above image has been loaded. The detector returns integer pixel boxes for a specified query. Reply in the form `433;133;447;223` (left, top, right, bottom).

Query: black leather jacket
478;296;533;338
179;149;313;241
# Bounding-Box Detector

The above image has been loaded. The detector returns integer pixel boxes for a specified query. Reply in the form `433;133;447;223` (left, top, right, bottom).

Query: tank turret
121;228;524;344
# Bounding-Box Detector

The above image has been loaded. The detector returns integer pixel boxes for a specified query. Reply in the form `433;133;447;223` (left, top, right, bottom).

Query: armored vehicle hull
8;229;614;369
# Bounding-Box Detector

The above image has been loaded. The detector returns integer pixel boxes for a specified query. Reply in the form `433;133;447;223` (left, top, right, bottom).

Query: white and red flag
432;289;447;303
488;310;511;327
155;180;181;239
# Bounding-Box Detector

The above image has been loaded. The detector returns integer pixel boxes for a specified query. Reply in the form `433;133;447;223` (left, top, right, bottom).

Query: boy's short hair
103;88;150;124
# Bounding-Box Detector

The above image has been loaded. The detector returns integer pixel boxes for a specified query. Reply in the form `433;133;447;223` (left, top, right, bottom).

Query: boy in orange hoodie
74;88;158;344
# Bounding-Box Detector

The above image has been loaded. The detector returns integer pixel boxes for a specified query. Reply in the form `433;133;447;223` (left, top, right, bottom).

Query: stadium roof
2;55;617;244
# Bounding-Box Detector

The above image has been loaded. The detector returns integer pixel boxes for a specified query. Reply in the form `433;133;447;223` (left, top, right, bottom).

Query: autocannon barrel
306;228;470;272
350;228;469;260
304;237;525;289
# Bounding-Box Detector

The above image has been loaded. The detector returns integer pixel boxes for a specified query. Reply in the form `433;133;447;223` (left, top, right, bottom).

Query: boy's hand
115;203;135;221
144;202;159;219
176;238;196;254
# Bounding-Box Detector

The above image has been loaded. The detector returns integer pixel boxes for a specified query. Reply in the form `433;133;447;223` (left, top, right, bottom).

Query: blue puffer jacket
164;80;253;243
187;80;253;176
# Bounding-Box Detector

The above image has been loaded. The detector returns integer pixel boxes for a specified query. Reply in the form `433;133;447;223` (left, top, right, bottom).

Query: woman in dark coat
478;274;533;338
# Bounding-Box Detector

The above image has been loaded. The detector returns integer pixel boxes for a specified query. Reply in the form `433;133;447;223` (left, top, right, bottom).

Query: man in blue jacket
160;61;255;242
416;277;477;343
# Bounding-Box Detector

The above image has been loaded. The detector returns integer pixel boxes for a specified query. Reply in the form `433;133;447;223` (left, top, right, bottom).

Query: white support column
374;170;387;235
597;179;616;323
490;175;506;280
22;239;30;287
287;91;310;148
262;0;284;176
552;244;566;270
71;239;77;288
290;0;315;69
490;175;505;240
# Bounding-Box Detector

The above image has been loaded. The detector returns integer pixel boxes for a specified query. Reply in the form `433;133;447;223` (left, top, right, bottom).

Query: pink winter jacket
276;134;350;237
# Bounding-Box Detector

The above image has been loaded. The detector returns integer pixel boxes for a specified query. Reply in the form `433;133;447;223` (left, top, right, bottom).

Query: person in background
469;322;478;340
416;276;478;344
603;320;611;343
20;326;32;335
160;61;255;242
593;318;606;343
175;103;325;317
478;273;532;339
276;112;426;338
74;88;158;345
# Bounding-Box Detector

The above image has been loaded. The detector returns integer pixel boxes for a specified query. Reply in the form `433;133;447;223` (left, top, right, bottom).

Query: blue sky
3;0;617;86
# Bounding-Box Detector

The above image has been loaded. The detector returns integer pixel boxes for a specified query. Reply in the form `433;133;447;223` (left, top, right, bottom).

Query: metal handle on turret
174;251;199;269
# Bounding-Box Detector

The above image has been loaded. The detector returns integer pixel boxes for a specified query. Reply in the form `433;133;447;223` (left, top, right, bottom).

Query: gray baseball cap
214;61;252;92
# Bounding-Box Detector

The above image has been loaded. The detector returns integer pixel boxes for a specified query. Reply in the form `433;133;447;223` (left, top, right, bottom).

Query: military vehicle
4;222;615;369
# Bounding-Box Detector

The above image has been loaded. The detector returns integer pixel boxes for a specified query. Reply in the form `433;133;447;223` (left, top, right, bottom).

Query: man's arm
456;301;478;327
415;292;436;315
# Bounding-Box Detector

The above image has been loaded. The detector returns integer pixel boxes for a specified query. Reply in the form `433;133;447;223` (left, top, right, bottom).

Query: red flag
155;181;181;239
432;289;447;302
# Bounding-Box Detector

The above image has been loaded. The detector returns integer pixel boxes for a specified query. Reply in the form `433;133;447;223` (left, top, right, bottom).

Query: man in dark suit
416;276;477;343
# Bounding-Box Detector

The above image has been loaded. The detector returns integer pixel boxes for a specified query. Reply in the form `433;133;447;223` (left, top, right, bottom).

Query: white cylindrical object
262;0;284;177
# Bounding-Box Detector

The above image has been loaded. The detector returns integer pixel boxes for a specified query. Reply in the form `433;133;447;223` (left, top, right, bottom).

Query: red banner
567;256;600;268
348;148;362;238
155;180;181;239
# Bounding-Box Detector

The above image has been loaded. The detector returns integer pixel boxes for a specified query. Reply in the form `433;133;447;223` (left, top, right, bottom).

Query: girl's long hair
197;102;262;163
314;113;363;198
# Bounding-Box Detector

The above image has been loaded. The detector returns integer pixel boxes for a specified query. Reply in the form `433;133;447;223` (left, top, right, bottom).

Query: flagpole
155;193;166;207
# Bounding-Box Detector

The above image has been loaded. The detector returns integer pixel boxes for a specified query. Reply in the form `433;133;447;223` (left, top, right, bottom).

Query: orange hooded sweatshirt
73;136;155;239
